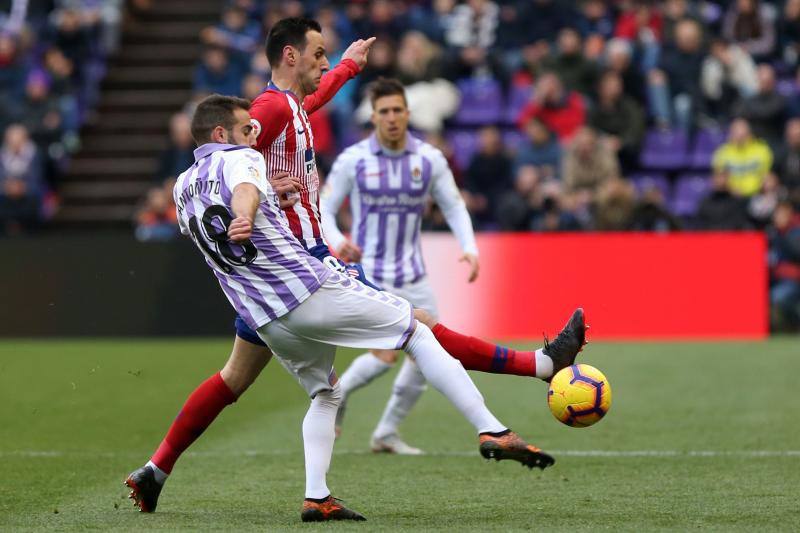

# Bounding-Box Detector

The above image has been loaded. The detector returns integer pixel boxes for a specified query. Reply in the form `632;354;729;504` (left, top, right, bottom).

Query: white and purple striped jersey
321;133;478;288
174;142;331;330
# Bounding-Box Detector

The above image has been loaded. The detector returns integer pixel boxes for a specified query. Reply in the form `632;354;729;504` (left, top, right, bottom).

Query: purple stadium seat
690;128;725;169
640;129;689;170
454;78;504;126
505;83;534;124
446;129;480;170
629;172;671;199
671;173;712;217
776;79;799;99
502;129;525;153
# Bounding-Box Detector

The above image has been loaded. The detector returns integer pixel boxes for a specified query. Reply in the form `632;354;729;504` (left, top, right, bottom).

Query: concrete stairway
55;0;224;226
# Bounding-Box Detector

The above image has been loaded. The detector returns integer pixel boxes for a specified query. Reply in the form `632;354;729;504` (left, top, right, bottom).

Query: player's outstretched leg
124;335;270;512
402;322;555;470
427;308;587;380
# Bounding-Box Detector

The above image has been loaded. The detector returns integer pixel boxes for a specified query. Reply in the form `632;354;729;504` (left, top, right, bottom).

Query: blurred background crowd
1;0;799;329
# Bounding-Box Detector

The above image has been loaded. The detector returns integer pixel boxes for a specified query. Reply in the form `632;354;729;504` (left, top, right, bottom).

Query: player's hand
269;172;302;208
460;253;480;283
342;37;377;70
228;216;253;242
338;240;362;263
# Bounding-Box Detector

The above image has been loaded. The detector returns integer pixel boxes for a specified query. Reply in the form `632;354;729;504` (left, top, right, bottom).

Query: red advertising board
420;232;768;340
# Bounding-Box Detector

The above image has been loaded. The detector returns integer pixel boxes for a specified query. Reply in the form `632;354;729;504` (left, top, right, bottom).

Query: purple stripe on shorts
395;305;416;350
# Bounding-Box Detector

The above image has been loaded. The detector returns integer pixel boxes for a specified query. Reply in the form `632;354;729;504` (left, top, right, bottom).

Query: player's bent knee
314;382;342;407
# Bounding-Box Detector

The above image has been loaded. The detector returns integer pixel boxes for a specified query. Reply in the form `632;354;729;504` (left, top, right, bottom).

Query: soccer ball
547;364;612;427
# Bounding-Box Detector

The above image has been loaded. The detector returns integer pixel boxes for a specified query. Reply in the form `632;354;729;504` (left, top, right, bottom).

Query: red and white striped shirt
249;59;360;249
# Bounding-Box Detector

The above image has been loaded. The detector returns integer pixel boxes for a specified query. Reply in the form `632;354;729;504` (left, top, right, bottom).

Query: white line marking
2;450;799;458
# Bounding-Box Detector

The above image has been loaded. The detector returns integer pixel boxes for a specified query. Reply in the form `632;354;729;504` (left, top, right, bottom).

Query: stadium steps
54;0;224;228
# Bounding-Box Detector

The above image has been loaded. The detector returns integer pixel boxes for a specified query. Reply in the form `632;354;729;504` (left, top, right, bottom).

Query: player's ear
212;125;227;144
284;45;295;66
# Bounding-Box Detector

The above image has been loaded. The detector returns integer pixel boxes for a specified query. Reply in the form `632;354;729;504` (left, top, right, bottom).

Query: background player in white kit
131;94;560;522
322;78;479;454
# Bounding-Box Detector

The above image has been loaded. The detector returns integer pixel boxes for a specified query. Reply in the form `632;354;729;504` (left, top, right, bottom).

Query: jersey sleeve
320;149;358;251
428;149;479;257
302;59;360;115
249;93;293;151
224;149;272;203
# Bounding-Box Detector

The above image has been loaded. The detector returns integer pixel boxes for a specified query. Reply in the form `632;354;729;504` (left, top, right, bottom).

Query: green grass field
1;338;798;531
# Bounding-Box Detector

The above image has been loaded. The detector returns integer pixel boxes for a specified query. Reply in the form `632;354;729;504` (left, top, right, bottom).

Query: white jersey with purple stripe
321;133;478;289
174;143;331;330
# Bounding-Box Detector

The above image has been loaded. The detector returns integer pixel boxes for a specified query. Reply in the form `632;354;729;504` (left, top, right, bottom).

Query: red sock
432;323;536;377
151;372;237;474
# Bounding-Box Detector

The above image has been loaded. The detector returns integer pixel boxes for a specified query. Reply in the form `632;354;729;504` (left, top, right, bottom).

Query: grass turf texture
0;338;797;531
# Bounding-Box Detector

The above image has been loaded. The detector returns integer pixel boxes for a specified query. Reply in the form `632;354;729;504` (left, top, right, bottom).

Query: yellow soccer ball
548;364;612;427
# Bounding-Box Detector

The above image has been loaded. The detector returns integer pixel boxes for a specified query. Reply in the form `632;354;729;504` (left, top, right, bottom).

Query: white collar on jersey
193;142;248;162
369;132;419;155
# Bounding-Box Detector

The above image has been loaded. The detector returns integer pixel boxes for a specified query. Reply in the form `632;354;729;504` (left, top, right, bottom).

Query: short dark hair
190;94;251;144
368;77;408;108
265;17;322;68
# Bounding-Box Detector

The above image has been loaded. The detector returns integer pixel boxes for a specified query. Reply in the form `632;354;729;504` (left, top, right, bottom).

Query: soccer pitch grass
1;338;798;531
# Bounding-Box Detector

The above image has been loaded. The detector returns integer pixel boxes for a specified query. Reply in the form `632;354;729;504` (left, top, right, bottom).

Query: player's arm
302;37;376;115
429;151;480;283
320;151;360;261
229;183;260;242
225;150;271;243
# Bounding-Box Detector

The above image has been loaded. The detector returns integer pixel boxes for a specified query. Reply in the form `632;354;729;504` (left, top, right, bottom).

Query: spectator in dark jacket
0;124;43;234
604;38;646;105
589;70;645;172
722;0;778;61
464;126;513;226
157;112;195;183
768;199;800;330
0;33;27;101
648;18;707;131
734;64;787;149
48;8;92;69
774;118;800;194
193;47;243;97
542;27;598;95
20;71;64;153
696;171;752;229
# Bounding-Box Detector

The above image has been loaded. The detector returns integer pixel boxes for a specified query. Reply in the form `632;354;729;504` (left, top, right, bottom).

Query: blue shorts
234;244;382;347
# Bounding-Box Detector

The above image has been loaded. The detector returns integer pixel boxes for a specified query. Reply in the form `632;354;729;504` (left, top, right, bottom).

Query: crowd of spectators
0;0;123;234
128;0;800;329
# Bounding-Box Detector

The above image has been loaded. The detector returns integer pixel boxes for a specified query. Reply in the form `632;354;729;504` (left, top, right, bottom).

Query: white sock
146;460;168;485
338;352;392;398
373;357;427;439
534;348;554;379
403;323;506;434
302;383;342;499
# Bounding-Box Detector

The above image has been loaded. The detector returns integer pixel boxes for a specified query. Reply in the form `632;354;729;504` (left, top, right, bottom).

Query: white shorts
388;276;439;321
257;272;415;396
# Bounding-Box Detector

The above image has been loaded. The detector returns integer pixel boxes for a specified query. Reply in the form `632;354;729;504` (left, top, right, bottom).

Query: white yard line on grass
2;449;799;458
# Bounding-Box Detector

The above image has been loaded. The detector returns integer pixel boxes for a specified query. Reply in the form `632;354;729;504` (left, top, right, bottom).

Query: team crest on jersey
247;166;259;180
250;118;262;137
411;166;422;182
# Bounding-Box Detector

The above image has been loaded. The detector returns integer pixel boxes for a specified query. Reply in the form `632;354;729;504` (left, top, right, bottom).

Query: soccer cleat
301;496;367;522
124;465;164;513
479;431;555;470
543;308;588;381
370;433;424;455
